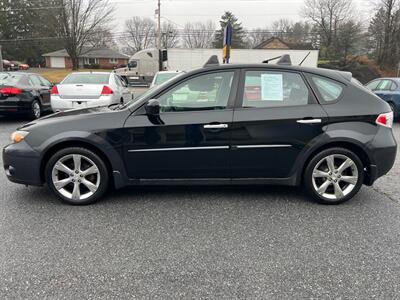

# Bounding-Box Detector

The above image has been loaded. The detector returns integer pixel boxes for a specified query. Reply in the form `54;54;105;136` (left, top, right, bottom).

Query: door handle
203;124;229;129
297;119;322;124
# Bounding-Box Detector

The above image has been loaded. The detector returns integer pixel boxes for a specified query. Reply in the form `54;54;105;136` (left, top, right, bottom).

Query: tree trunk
71;56;79;70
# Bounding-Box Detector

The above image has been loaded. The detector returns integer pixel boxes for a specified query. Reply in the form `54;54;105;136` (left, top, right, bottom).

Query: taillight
101;86;114;95
0;87;22;95
50;85;59;95
376;112;393;128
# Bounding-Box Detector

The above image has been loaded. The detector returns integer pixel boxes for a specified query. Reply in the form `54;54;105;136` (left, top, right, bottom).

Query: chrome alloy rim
33;102;41;118
312;154;358;200
51;154;100;201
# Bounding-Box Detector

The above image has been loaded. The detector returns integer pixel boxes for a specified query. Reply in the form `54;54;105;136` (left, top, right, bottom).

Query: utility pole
0;45;3;72
157;0;161;49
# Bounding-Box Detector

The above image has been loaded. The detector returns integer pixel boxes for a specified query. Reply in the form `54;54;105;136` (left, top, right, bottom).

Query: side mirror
145;99;160;116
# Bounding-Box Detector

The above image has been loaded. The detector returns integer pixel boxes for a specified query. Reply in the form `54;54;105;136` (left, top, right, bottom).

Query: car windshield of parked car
154;73;181;85
0;73;24;85
62;73;110;85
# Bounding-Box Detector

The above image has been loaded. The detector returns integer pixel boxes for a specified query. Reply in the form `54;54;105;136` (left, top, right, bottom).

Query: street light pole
157;0;161;49
0;45;3;72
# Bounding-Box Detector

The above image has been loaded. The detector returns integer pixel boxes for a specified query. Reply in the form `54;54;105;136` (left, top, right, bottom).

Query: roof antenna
299;51;311;66
203;55;220;68
262;56;282;64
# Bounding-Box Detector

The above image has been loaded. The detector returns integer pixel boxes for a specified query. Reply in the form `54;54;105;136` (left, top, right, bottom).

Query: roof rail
203;55;220;68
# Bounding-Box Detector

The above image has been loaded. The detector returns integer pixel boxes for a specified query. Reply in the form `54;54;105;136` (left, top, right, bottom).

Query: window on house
84;58;99;65
109;58;118;64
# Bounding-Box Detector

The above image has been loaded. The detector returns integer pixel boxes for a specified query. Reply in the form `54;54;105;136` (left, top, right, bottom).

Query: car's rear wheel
304;148;364;205
45;147;109;205
29;100;41;119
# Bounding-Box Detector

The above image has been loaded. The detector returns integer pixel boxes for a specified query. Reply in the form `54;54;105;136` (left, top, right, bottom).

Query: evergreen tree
213;11;246;49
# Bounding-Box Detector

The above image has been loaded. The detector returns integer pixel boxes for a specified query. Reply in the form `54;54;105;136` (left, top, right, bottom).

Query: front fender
38;131;128;189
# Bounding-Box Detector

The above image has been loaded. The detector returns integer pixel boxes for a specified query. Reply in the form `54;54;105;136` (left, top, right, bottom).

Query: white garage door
50;57;65;68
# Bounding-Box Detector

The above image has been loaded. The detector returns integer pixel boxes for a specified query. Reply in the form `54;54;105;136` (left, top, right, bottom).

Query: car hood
18;106;125;131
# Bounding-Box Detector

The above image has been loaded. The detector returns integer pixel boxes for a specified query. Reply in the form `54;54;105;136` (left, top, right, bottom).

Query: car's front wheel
45;147;109;205
304;148;364;205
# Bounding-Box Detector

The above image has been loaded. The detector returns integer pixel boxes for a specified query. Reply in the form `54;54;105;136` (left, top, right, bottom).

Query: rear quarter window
312;76;344;103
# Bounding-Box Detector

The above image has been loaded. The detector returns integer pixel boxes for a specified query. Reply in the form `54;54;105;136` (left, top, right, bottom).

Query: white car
150;71;184;88
51;72;132;112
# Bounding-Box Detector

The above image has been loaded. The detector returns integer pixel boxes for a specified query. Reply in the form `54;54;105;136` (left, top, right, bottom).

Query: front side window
158;71;234;112
366;80;380;91
312;76;343;102
242;71;310;108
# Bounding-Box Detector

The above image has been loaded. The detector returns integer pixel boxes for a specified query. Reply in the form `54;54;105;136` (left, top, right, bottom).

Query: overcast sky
110;0;374;32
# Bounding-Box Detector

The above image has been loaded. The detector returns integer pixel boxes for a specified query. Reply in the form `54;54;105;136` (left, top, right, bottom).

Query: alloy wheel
32;101;41;119
51;154;101;201
311;154;359;201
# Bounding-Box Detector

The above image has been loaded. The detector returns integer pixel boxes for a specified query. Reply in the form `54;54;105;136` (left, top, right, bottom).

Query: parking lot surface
0;117;400;299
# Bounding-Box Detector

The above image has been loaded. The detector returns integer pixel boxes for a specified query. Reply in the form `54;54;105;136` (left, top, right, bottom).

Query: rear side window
62;73;110;84
312;76;343;102
377;79;397;91
242;71;310;108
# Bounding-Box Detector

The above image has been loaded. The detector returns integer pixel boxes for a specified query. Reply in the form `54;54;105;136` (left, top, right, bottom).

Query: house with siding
43;48;129;69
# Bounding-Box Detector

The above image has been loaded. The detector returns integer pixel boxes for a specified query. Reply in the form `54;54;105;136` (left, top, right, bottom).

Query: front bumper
3;141;43;186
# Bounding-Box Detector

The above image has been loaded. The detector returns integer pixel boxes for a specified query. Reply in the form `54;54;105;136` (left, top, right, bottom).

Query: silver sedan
51;72;132;112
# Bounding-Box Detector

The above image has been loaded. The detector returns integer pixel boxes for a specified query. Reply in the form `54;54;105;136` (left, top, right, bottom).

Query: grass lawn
35;68;112;83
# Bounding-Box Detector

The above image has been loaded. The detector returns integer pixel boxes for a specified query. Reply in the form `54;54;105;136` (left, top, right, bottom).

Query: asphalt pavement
0;117;400;299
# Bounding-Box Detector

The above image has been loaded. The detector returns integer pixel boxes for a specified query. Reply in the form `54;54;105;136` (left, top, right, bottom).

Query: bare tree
59;0;115;70
122;17;156;53
182;20;215;48
303;0;354;53
246;28;272;48
161;21;180;48
87;27;117;49
271;19;293;39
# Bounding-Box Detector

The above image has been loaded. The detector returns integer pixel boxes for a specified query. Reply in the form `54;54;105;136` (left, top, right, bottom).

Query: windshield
0;73;23;85
154;73;181;85
62;73;110;85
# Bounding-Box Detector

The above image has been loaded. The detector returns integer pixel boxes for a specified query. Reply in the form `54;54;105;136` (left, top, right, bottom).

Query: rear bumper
366;127;397;185
0;97;31;114
51;96;116;112
3;141;43;186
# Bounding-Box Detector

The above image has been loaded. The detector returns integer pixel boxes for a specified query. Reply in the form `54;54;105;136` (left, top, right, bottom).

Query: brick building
43;48;129;69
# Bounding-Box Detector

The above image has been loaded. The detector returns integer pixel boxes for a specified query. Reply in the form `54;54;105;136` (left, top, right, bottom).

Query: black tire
45;147;109;205
29;99;41;120
304;147;364;205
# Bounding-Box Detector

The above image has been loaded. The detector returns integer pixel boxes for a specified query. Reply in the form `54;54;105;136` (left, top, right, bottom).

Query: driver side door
123;70;238;180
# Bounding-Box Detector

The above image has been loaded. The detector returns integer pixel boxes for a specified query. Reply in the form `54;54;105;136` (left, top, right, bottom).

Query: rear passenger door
29;75;51;106
230;69;329;179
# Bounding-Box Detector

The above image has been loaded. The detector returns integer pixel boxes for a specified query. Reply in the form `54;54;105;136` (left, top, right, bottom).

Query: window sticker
261;74;284;101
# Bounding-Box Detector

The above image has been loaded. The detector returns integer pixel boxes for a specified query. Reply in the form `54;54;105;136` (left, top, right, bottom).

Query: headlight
10;131;29;144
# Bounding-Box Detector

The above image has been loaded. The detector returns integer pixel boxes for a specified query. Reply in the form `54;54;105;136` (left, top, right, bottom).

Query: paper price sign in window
261;74;284;101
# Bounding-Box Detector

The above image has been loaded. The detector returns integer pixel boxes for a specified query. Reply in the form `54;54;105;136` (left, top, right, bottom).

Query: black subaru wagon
3;63;397;205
